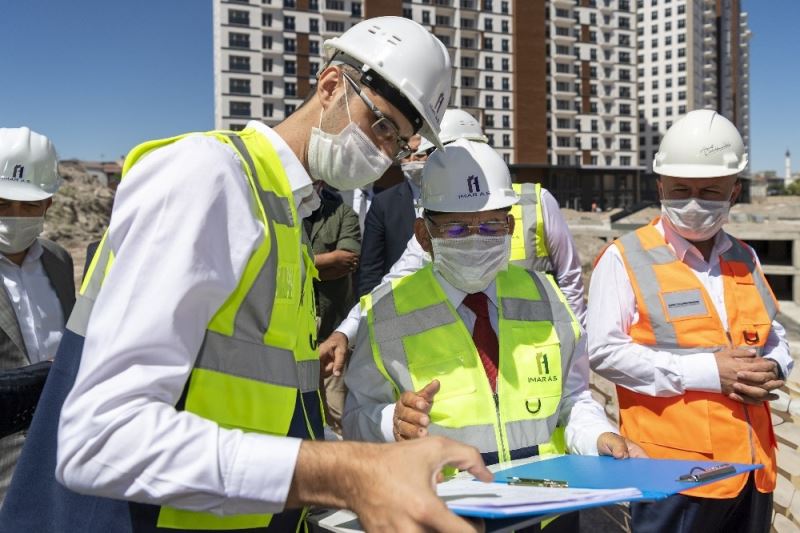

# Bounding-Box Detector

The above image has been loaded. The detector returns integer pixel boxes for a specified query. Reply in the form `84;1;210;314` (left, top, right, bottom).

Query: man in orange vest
587;110;792;533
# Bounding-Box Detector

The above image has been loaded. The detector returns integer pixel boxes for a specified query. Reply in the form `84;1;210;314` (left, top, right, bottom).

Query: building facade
636;0;751;176
213;0;750;209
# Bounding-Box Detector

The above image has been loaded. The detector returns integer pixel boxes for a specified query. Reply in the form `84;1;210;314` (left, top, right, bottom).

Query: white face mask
401;161;425;188
430;234;511;294
661;198;730;242
0;216;44;255
307;85;393;191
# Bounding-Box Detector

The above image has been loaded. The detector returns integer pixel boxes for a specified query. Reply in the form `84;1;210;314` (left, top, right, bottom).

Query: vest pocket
628;395;713;454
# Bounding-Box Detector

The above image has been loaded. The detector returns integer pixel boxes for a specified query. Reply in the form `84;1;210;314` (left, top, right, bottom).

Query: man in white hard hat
320;108;588;380
0;17;493;533
344;138;645;533
358;110;490;298
0;127;74;505
587;110;791;533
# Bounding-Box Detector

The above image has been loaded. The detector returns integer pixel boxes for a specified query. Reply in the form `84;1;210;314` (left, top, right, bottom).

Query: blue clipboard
452;456;761;520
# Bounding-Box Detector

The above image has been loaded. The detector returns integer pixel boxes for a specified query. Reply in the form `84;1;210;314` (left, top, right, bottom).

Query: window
678;104;686;114
285;104;296;115
230;101;251;117
263;80;273;94
619;16;630;29
678;62;686;72
228;9;250;26
502;115;510;128
325;0;345;9
619;52;630;64
666;64;672;74
501;77;509;90
619;69;631;81
461;95;476;107
678;4;685;14
651;65;658;75
309;19;319;33
284;38;296;52
502;96;510;109
665;50;672;60
557;136;571;147
484;18;493;31
325;20;345;32
502;134;510;147
591;119;598;132
678;90;686;100
501;20;509;33
285;60;296;75
620;86;631;98
485;95;494;108
284;16;295;30
422;11;431;24
229;78;250;94
309;40;319;54
557;155;571;166
485;114;495;127
263;103;273;117
678;76;686;86
484;37;493;50
678;33;685;43
557;118;571;129
484;56;494;70
665;35;672;45
677;19;685;29
651;79;659;89
487;133;495;146
501;39;509;52
678;48;686;57
556;45;571;56
437;34;450;46
262;13;272;26
651;94;659;104
229;55;250;71
436;15;451;25
665;78;673;88
501;57;509;71
501;1;508;14
461;37;475;48
309;62;318;75
351;2;362;16
620;121;632;133
483;0;493;9
621;156;631;166
262;58;272;72
285;82;297;96
591;137;599;149
619;103;631;115
229;32;250;49
402;7;412;18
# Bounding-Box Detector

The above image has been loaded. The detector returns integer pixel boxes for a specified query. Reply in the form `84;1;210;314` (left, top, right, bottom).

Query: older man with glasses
343;139;645;533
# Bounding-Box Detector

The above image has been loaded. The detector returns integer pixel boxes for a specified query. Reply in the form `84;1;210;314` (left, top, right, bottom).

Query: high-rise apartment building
636;0;751;175
213;0;749;208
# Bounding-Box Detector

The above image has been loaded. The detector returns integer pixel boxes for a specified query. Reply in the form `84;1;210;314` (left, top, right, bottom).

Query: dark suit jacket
357;181;416;297
0;238;75;502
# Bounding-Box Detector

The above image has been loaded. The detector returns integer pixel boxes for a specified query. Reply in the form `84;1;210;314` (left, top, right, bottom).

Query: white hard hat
0;127;61;201
416;108;488;154
323;17;452;149
421;138;518;213
653;109;747;178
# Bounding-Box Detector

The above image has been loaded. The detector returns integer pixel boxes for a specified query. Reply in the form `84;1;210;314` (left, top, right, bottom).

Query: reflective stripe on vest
613;221;778;499
510;182;553;273
71;129;320;531
364;264;578;462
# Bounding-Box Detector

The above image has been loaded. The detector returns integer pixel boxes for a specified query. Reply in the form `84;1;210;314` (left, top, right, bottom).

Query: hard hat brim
653;163;745;179
0;180;55;202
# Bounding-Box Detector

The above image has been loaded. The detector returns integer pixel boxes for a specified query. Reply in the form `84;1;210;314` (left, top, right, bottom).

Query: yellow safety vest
72;128;322;531
510;182;554;273
362;264;580;463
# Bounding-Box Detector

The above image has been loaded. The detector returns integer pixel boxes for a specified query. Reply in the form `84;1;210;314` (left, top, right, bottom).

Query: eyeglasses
426;216;510;239
342;72;413;160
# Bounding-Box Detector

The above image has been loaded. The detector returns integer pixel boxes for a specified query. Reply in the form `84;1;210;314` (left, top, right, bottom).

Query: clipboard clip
676;464;736;483
507;476;569;488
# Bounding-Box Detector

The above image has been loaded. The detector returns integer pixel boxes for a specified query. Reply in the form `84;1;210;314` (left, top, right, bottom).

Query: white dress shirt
0;240;65;363
57;121;317;515
352;187;374;235
343;270;616;456
335;188;586;342
587;217;793;396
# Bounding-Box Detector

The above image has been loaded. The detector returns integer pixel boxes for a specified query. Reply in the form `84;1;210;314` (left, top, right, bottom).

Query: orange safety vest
611;219;778;499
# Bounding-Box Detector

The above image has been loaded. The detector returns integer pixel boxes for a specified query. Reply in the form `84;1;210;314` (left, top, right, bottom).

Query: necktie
462;292;500;392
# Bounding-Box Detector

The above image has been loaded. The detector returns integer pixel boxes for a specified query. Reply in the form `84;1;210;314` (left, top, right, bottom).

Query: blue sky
1;0;797;173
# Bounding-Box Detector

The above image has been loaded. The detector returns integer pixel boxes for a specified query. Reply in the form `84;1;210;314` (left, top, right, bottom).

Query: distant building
212;0;750;209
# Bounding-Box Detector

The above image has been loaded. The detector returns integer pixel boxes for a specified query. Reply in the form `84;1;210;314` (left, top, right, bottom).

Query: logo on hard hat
430;92;445;119
0;165;28;183
459;175;490;200
700;143;731;157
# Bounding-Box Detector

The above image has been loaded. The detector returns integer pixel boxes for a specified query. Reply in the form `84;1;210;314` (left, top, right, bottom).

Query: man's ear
414;218;433;255
42;198;53;215
730;178;742;206
656;177;664;201
316;66;344;113
507;213;515;235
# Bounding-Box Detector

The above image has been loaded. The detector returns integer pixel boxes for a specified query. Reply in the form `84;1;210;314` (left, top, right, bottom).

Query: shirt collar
246;120;318;212
432;268;499;311
657;216;732;263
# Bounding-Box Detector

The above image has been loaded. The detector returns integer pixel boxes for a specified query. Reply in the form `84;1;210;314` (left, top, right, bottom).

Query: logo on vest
528;352;558;383
459;175;490;200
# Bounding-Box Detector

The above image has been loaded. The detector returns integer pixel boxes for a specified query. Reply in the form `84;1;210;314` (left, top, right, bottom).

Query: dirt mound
45;161;115;284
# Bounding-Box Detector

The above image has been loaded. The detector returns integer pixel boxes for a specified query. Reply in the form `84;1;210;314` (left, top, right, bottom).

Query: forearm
287;440;378;510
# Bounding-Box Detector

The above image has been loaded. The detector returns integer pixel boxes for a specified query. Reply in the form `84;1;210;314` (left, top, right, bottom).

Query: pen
507;476;569;488
677;464;736;482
